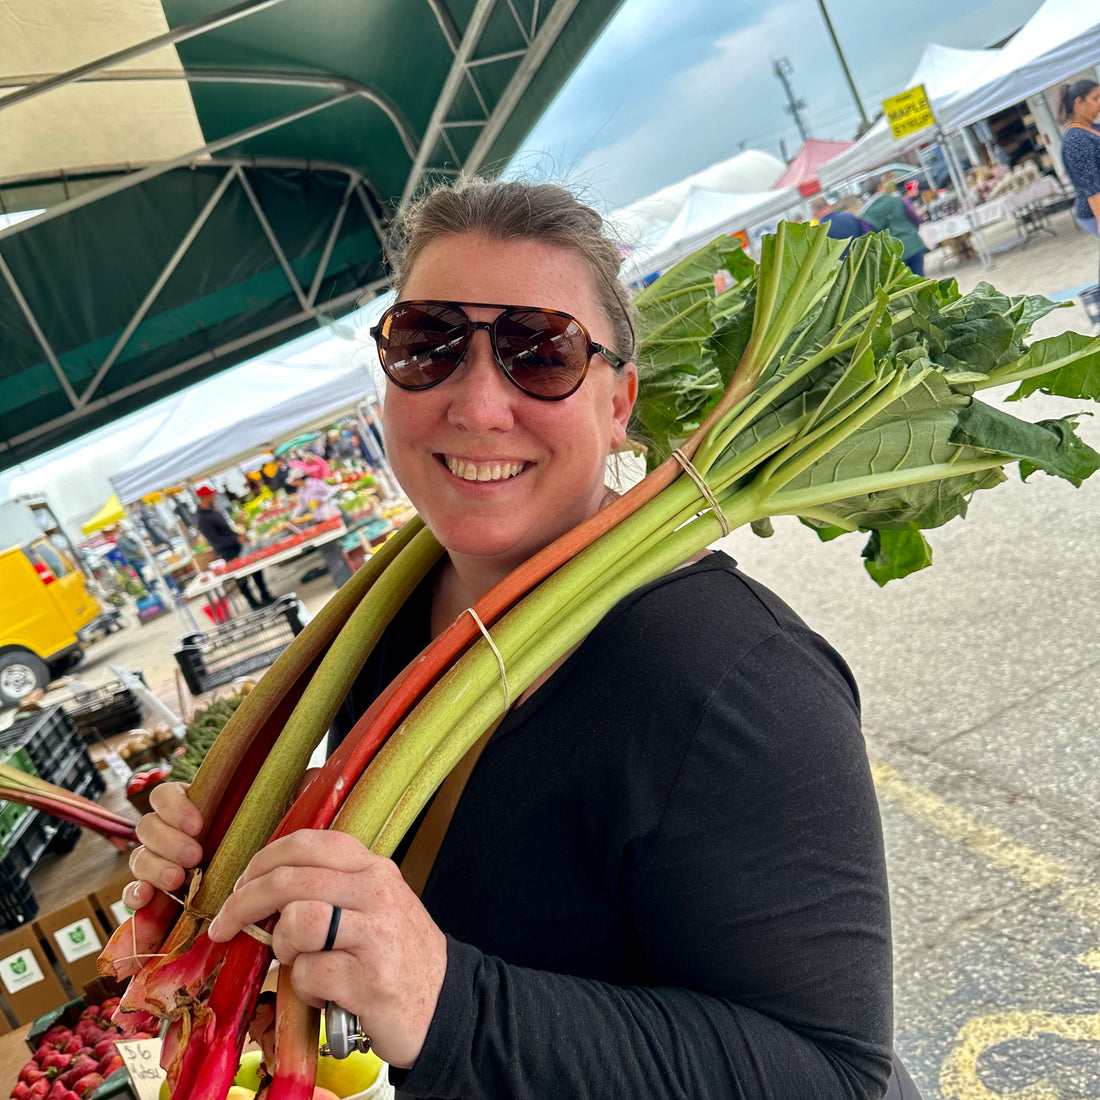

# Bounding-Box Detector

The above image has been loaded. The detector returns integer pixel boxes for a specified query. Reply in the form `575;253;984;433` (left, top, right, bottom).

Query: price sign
882;84;936;139
116;1037;166;1100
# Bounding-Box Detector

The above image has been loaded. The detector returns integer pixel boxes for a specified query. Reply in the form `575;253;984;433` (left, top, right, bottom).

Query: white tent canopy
938;0;1100;131
112;356;376;502
621;185;801;283
817;43;999;188
607;150;786;255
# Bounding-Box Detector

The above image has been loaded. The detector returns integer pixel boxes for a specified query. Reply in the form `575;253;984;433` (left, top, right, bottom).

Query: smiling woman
128;176;910;1099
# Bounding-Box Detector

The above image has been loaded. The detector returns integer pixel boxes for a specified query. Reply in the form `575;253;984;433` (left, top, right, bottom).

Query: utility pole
773;57;809;144
814;0;869;131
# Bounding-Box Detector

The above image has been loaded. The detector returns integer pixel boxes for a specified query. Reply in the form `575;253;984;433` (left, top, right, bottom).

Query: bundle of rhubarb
98;224;1100;1099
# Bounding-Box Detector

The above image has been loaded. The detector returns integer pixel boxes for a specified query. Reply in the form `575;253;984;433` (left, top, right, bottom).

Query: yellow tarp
81;493;126;535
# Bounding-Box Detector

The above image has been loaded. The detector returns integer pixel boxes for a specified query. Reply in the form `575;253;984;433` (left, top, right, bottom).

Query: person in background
1059;79;1100;236
262;460;291;494
112;525;153;589
861;174;928;276
123;176;921;1099
811;194;872;249
286;463;343;522
193;485;274;609
138;503;173;551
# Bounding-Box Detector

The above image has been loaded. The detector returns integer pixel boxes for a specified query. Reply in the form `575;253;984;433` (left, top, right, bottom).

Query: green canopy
0;0;624;472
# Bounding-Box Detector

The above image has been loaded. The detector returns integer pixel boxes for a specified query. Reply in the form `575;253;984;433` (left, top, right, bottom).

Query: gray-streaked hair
389;176;635;361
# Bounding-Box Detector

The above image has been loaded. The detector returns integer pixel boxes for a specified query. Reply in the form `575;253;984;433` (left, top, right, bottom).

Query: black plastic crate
63;681;144;741
0;869;38;930
0;706;84;784
174;594;305;695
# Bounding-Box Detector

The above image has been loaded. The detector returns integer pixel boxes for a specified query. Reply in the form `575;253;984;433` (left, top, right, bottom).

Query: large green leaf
952;403;1100;486
1000;330;1100;401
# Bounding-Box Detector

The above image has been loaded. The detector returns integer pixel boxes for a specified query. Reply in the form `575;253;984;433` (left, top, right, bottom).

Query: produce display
9;995;153;1100
212;516;344;574
169;692;248;784
96;225;1100;1098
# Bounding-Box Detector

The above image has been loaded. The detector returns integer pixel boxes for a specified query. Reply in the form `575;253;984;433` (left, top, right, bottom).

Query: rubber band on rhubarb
672;448;730;535
465;606;511;710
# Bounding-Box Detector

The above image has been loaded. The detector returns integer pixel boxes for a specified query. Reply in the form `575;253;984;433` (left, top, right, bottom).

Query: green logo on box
69;927;86;945
11;957;26;976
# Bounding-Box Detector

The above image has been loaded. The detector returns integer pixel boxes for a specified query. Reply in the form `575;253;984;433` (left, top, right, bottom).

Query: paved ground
7;208;1099;1098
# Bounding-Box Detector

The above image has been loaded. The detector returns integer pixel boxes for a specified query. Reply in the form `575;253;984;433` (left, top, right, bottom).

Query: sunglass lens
494;310;588;398
378;303;469;389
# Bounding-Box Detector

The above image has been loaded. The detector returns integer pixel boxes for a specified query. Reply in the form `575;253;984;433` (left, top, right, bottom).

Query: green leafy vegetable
632;225;1100;584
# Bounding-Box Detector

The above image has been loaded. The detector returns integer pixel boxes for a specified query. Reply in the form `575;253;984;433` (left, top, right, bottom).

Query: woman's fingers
148;781;203;835
124;784;206;905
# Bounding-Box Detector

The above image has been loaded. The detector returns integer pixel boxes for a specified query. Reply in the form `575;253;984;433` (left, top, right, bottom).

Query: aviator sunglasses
370;300;628;401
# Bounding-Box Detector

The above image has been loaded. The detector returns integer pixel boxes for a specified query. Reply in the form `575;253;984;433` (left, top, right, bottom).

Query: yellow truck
0;500;105;708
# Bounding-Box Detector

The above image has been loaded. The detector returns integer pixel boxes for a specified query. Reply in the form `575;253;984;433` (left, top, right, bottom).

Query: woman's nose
445;329;516;431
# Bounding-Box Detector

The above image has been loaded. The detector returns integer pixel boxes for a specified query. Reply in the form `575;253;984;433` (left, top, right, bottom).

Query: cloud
512;0;1051;210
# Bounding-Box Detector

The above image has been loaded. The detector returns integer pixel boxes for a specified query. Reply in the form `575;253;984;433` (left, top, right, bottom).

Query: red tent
773;139;854;197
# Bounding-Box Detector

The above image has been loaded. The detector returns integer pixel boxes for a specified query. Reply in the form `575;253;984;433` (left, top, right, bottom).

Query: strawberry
72;1074;104;1098
78;1006;99;1022
12;1081;31;1100
20;1064;47;1083
97;1053;124;1077
40;1049;70;1073
67;1055;98;1080
28;1080;50;1100
92;1036;117;1060
61;1036;85;1055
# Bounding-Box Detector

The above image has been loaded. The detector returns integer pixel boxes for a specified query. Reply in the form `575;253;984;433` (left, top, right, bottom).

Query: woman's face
381;232;637;576
1076;86;1100;122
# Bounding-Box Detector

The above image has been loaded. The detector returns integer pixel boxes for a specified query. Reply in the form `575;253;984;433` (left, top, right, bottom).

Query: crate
0;706;85;784
174;594;305;695
63;681;145;741
0;871;38;930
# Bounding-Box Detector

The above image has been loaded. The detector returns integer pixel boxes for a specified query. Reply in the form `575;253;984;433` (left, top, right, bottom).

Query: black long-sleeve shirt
332;553;893;1099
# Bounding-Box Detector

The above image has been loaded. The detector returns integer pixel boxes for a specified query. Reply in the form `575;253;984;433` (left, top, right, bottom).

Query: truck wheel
0;649;51;709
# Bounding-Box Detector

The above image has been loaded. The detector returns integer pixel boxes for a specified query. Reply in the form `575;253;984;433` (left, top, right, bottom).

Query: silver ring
322;904;341;952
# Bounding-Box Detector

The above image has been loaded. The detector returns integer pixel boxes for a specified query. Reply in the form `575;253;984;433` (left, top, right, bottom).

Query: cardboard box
0;925;68;1025
33;898;112;996
91;871;138;931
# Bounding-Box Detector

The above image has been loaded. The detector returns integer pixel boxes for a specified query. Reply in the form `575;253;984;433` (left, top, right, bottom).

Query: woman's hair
389;176;635;361
1059;79;1099;123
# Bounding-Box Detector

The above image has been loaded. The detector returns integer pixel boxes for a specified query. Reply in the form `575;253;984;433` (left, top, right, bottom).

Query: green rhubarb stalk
190;522;444;918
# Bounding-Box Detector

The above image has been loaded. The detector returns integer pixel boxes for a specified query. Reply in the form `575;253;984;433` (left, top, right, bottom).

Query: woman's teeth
445;457;526;482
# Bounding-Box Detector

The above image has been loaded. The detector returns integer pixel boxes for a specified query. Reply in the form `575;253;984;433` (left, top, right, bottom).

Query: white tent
607;150;787;255
817;43;999;188
937;0;1100;131
112;357;376;502
621;185;801;283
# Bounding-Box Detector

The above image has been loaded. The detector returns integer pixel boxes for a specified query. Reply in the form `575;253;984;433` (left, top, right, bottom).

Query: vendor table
919;177;1061;250
181;525;349;619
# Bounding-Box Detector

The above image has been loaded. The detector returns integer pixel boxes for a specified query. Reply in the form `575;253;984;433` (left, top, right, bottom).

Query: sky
509;0;1046;212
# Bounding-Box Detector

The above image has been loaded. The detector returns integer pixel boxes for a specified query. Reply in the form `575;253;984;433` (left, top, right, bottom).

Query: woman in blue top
1060;79;1100;235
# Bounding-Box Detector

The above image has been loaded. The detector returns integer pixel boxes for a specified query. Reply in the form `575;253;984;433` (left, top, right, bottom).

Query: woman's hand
124;781;204;910
206;830;447;1070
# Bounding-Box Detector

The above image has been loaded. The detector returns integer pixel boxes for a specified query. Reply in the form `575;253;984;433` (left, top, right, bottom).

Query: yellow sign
882;84;935;139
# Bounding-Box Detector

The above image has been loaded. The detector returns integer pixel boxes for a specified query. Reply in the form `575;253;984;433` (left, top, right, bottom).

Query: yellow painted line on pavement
871;763;1100;930
939;1010;1100;1100
872;763;1100;1100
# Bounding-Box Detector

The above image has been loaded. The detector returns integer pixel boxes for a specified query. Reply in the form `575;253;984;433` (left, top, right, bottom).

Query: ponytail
1059;79;1099;124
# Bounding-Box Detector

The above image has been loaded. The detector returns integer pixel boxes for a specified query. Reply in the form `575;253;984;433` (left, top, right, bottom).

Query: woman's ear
609;363;638;451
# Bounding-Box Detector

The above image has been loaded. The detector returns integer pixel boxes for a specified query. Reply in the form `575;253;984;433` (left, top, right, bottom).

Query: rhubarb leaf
861;527;934;586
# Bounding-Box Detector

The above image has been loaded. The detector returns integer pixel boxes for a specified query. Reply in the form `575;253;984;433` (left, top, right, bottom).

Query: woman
126;178;906;1098
1060;79;1100;235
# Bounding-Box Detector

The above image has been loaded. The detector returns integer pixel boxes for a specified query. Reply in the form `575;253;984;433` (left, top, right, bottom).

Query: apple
226;1087;256;1100
234;1050;264;1091
312;1089;340;1100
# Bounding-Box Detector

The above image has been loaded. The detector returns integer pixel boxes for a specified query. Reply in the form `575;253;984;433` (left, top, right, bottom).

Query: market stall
918;174;1064;250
